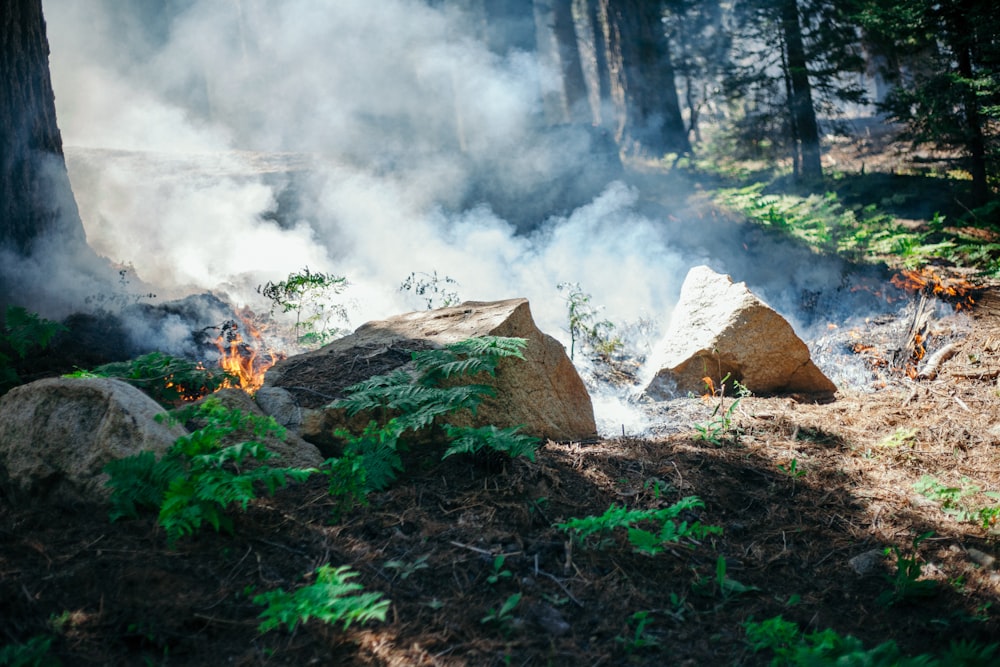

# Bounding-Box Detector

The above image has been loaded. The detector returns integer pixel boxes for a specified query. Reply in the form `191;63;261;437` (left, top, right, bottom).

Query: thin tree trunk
779;0;822;181
551;0;589;123
583;0;612;127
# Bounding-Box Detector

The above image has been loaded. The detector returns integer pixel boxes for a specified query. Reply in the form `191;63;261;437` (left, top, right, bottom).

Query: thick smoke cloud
44;0;690;336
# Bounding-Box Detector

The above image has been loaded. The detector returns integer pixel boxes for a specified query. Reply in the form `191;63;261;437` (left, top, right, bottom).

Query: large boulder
262;298;597;454
0;377;186;502
644;266;837;400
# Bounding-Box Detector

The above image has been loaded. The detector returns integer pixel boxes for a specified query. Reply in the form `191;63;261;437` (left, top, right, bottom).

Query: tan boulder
262;298;596;454
644;266;836;400
0;377;186;502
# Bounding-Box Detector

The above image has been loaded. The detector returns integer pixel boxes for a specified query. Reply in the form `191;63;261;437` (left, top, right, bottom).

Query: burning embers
213;316;283;394
890;267;979;311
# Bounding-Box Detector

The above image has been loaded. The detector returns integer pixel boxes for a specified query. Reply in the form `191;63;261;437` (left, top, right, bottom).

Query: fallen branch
917;342;958;380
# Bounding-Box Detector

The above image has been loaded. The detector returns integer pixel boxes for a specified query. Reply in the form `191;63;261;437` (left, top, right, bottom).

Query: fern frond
448;336;527;360
442;424;539;461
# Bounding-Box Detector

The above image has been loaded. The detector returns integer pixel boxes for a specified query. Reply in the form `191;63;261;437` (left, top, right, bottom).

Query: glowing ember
214;317;283;394
890;268;978;310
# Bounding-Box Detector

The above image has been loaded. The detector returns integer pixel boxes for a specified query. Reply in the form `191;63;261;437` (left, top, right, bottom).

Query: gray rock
645;266;836;400
0;377;185;502
848;548;886;576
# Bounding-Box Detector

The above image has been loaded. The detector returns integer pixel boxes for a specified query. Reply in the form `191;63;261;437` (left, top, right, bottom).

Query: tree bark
602;0;690;156
778;0;822;181
0;0;87;255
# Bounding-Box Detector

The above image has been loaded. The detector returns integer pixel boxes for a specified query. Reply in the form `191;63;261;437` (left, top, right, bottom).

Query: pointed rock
262;298;596;454
644;266;836;400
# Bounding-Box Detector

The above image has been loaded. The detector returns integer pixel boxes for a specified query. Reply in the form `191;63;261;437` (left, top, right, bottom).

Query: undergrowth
329;336;540;492
0;306;66;396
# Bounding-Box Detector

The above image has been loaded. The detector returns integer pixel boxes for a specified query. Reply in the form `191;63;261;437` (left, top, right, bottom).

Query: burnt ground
2;285;1000;666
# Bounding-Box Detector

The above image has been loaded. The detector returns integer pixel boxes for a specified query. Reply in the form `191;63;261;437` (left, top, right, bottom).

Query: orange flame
214;316;283;394
890;268;977;310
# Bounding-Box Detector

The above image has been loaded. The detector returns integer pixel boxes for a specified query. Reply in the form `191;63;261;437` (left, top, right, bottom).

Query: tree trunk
551;0;589;123
582;0;612;127
944;7;989;208
0;0;87;255
602;0;690;156
779;0;822;181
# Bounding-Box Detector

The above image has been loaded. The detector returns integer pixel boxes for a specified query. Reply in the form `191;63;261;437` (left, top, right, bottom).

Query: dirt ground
2;281;1000;666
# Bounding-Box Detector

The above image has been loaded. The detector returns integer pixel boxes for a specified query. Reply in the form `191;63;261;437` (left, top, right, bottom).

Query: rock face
0;377;186;502
192;389;324;469
644;266;837;400
262;298;597;454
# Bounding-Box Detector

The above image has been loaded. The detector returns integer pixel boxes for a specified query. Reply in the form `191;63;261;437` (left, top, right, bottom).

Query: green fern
328;336;538;491
104;398;315;545
254;564;390;633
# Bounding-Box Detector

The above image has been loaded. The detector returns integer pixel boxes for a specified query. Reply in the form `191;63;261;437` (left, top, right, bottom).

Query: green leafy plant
0;635;60;667
253;564;390;633
555;496;722;555
480;593;521;633
616;610;660;654
330;336;539;492
257;267;349;348
384;555;430;581
557;282;622;361
103;398;314;545
745;614;998;666
399;271;461;309
878;531;938;606
693;373;744;446
915;475;1000;531
323;452;370;521
0;306;67;395
777;459;807;480
486;554;513;585
693;556;760;600
66;351;235;407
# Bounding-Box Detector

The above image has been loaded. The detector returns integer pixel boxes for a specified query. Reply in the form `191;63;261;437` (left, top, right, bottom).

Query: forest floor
3;135;1000;666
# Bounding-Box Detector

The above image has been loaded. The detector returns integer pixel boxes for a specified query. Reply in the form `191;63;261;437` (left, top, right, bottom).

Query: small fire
890;268;978;310
214;315;284;394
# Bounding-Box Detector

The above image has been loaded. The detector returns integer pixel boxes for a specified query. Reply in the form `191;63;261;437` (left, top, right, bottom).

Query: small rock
967;547;997;570
848;548;885;576
529;602;571;637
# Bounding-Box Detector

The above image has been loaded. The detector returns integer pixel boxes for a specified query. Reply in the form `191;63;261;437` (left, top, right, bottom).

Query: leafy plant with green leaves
399;271;461;309
557;282;622;361
486;554;513;585
693;373;744;446
777;459;806;480
693;555;760;601
878;531;938;607
257;267;349;349
0;634;60;667
616;610;660;654
745;614;998;666
103;398;314;545
555;496;721;555
253;564;390;633
66;351;235;407
384;555;429;581
330;336;539;492
914;475;1000;531
480;593;521;634
0;306;67;395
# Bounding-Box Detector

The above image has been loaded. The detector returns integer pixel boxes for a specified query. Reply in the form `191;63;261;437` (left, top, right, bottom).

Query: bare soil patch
3;290;1000;665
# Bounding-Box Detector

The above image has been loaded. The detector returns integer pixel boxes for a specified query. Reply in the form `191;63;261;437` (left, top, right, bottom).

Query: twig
535;568;584;607
917;342;958;380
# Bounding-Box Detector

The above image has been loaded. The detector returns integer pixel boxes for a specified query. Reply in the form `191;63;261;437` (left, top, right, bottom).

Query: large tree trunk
779;0;822;181
602;0;690;156
534;0;589;124
0;0;87;255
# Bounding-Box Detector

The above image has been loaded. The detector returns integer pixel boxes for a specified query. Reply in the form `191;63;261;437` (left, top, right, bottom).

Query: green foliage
486;555;512;585
104;398;314;545
253;564;390;633
330;336;539;491
257;267;349;349
693;373;745;446
66;352;235;407
557;282;623;361
915;475;1000;531
323;452;371;521
745;615;998;666
0;635;60;667
878;532;938;607
0;306;67;395
480;593;521;632
384;555;429;581
616;610;660;654
777;459;807;479
693;555;760;600
399;271;461;309
555;496;722;555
